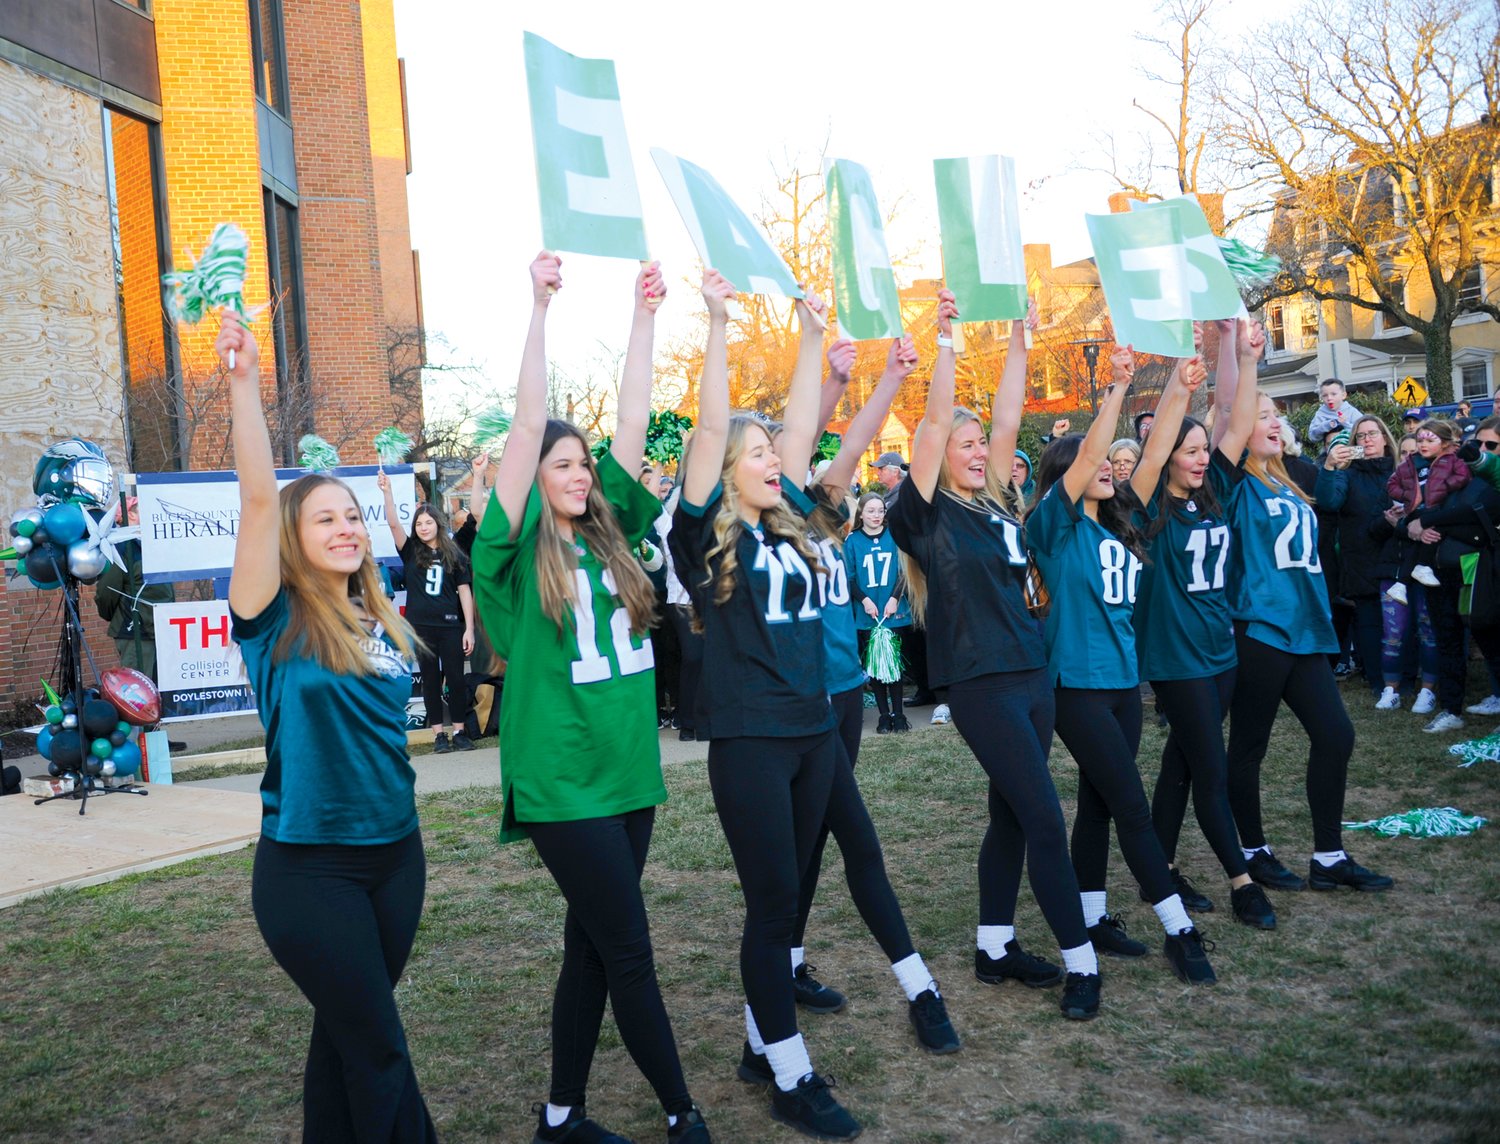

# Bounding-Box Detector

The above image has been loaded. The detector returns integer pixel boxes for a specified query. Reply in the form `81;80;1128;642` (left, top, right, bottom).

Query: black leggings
709;731;836;1045
252;830;436;1144
1054;687;1175;905
412;623;469;729
856;629;905;717
524;809;690;1114
1149;671;1249;880
793;686;915;964
1227;624;1352;853
668;605;703;733
946;670;1088;951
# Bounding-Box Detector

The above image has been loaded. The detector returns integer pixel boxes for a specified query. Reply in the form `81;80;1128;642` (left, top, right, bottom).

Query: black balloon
49;728;85;769
24;543;64;586
61;696;77;714
47;760;61;776
109;728;129;748
82;699;118;739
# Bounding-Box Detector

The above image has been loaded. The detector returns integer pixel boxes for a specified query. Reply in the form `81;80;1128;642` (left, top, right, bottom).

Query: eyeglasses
1483;440;1500;452
1353;431;1383;441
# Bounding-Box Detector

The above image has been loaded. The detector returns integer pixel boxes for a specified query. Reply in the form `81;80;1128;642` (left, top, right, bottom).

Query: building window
1300;299;1320;343
1459;360;1491;400
248;0;290;116
263;190;310;463
104;107;180;473
1374;278;1408;336
1266;301;1287;351
1458;264;1484;307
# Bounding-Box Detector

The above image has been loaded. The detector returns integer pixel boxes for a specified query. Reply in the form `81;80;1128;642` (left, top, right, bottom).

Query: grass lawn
2;686;1497;1142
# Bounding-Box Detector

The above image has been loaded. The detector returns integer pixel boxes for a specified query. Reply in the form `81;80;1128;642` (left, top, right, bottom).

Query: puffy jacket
1314;455;1396;599
1416;479;1500;568
1387;453;1471;512
95;539;175;641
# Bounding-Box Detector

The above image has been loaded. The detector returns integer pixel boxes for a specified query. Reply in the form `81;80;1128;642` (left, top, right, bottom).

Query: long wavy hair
1245;392;1314;505
1144;417;1224;540
702;415;825;610
408;502;465;573
272;475;420;674
901;406;1025;628
533;420;657;638
1030;435;1149;560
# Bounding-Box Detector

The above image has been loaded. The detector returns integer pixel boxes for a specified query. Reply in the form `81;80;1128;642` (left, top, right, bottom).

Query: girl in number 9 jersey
470;255;711;1144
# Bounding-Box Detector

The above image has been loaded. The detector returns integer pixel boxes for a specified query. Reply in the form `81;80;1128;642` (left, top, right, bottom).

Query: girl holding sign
1209;318;1394;895
1027;350;1218;984
669;272;860;1141
888;290;1103;1021
470;254;711;1144
220;314;437;1141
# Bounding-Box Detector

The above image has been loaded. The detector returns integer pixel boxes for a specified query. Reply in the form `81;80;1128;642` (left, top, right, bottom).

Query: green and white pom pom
1448;734;1500;767
373;426;414;468
1216;236;1282;290
298;434;341;472
864;623;903;684
1343;807;1487;838
473;405;514;449
163;223;249;323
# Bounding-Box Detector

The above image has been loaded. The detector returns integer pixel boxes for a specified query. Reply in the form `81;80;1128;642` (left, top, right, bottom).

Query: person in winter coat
1386;419;1471;604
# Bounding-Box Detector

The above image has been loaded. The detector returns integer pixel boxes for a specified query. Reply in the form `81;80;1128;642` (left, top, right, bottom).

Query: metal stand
34;781;148;815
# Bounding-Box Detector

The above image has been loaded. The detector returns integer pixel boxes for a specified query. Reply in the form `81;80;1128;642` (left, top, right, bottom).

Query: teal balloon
42;502;87;545
44;705;63;725
110;739;142;776
116;720;132;734
36;726;54;759
90;737;113;759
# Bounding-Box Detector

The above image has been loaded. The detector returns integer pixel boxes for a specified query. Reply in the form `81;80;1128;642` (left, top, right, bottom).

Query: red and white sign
152;599;255;720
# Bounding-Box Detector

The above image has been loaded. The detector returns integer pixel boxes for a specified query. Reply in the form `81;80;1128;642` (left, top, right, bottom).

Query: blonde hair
272;475;420;675
902;406;1025;628
1244;394;1313;504
533;420;658;638
701;415;825;611
1351;414;1397;459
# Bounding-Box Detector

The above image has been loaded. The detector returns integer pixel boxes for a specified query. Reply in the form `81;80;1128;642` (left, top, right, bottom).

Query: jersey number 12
569;568;654;685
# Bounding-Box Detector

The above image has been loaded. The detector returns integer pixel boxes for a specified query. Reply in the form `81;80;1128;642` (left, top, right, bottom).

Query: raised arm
609;261;665;474
817;337;857;431
222;313;280;619
776;291;831;486
376;470;407;550
1131;353;1207;500
821;336;917;492
1060;346;1134;503
1213;318;1267;461
467;452;490;526
680;270;736;506
987;299;1041;493
908;289;961;501
492;253;562;539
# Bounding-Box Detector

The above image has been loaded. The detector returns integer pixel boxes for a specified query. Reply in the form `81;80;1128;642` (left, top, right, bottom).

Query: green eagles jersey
470;452;667;843
1027;484;1142;690
1134;476;1237;682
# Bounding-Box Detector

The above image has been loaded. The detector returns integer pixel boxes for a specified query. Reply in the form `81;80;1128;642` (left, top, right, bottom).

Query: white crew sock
790;946;806;972
976;924;1015;957
891;951;938;1001
545;1104;572;1128
1152;893;1193;935
1312;849;1348;867
764;1033;814;1092
1080;891;1108;929
1243;845;1271;861
744;1003;766;1054
1060;942;1099;976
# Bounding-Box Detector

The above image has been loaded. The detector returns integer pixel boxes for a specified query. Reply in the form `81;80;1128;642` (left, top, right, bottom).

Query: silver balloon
12;507;44;530
100;759;117;777
62;713;78;729
67;538;108;582
11;534;32;556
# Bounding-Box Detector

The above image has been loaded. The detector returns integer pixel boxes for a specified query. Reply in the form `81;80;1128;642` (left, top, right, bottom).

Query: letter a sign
523;32;649;260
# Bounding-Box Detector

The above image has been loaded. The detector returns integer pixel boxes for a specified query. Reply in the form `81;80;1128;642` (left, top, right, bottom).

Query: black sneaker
892;714;911;732
1308;856;1395;892
450;731;475;751
907;989;961;1054
1246;850;1308;891
432;732;451;754
793;963;846;1013
530;1103;635;1143
1230;882;1277;930
1138;868;1214;912
678;728;696;742
1060;972;1101;1020
875;714;893;735
666;1105;711;1144
1163;927;1218;985
768;1072;861;1141
736;1041;773;1087
975;940;1064;988
1087;914;1148;958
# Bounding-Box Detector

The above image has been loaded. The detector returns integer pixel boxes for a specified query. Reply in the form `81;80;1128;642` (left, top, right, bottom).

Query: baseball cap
1403;407;1428;422
870;451;908;470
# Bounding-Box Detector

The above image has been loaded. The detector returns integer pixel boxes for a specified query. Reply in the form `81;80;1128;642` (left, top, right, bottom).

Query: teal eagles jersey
1210;449;1336;655
843;527;911;630
1026;484;1142;689
808;487;866;696
1133;475;1237;681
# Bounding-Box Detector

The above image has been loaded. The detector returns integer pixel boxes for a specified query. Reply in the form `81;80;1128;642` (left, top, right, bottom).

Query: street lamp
1070;338;1109;413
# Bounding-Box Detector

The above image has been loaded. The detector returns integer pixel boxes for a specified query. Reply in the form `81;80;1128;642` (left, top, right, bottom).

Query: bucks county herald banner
152;599;256;721
135;466;417;584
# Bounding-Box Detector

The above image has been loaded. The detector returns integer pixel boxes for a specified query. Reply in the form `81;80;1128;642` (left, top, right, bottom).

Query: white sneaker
1423;712;1465;733
1411;564;1441;587
1385;582;1409;605
930;703;952;725
1412;687;1437;714
1375;686;1401;710
1466;695;1500;715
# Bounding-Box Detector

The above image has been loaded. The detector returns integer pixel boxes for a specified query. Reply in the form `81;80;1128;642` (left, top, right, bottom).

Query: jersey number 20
569;568;654;685
1265;498;1322;573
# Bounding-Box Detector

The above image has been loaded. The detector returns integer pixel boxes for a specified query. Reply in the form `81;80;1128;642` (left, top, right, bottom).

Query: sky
390;0;1294;407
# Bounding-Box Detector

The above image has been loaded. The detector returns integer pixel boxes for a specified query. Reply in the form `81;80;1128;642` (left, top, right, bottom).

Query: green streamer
473;406;514;449
1448;734;1500;768
162;223;249;323
1343;806;1487;837
1216;236;1282;290
373;426;414;468
298;435;341;472
864;623;903;683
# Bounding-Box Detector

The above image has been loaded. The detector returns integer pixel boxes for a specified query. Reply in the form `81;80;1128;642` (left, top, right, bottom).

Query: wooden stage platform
0;783;261;909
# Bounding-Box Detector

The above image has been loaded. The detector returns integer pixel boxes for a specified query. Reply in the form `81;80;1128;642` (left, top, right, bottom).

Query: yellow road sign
1393;377;1428;408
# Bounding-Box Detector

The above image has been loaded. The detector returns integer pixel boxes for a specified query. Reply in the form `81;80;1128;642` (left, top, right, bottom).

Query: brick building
0;0;422;717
